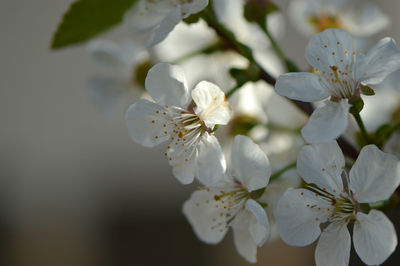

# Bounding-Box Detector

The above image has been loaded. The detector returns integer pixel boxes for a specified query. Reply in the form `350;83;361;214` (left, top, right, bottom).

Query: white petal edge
231;207;257;263
297;141;344;193
196;133;226;186
301;99;350;144
192;81;232;129
275;72;329;102
315;222;350;266
145;63;190;108
147;8;182;46
357;37;400;85
231;135;271;192
342;3;389;37
246;199;270;247
353;210;397;265
349;144;400;203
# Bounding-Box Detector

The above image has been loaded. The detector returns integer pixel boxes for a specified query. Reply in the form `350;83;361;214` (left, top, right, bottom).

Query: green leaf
51;0;138;49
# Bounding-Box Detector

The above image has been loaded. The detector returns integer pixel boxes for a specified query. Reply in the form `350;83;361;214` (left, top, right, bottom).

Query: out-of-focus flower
87;39;153;118
289;0;389;37
125;63;232;186
275;29;400;143
183;135;271;263
124;0;209;46
276;141;400;266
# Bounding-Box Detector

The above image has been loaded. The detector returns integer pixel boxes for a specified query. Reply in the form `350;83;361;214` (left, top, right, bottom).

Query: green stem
270;162;297;182
259;22;300;72
352;112;370;144
200;8;276;85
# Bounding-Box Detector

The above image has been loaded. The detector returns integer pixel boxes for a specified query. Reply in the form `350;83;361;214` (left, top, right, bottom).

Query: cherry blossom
275;28;400;143
276;141;400;265
125;63;232;186
183;135;271;263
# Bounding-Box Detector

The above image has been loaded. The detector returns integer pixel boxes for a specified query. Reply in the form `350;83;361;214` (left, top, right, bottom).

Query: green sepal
182;13;201;24
256;201;268;208
348;96;364;114
251;187;266;199
360;85;375;96
51;0;138;49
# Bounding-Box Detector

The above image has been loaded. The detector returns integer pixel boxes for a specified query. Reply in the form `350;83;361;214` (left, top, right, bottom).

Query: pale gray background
0;0;399;265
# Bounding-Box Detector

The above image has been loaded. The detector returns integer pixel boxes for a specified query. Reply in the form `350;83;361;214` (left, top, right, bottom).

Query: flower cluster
54;0;400;264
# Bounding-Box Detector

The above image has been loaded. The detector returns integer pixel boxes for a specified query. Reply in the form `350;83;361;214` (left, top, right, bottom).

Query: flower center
152;104;209;163
308;14;342;32
207;183;250;232
314;41;359;100
306;185;357;223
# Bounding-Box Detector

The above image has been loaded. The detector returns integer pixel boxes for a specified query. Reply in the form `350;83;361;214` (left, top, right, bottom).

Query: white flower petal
342;3;389;37
275;72;329;102
357;37;400;85
147;8;182;46
88;40;128;70
301;100;350;144
125;99;169;147
353;210;397;265
192;81;232;128
231;207;258;263
349;144;400;203
231;135;271;192
123;1;169;32
245;199;270;247
87;76;130;117
276;189;330;246
287;0;316;37
145;63;190;107
297;141;344;192
182;189;229;244
315;222;350;266
196;133;226;186
170;151;197;184
306;29;354;73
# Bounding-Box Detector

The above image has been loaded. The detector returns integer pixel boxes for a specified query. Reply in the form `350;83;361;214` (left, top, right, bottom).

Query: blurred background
1;0;400;265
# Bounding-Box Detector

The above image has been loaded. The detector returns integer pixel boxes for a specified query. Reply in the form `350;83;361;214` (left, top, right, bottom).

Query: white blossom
124;0;209;46
87;39;151;118
275;28;400;143
289;0;389;37
125;63;232;186
276;141;400;265
183;135;271;263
